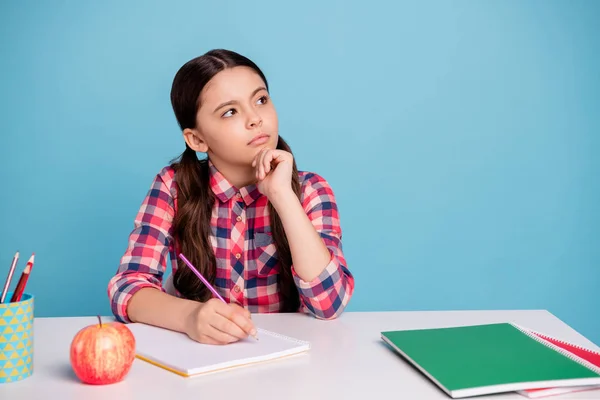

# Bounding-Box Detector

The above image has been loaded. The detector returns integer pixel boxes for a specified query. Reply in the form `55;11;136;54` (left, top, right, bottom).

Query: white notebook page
126;323;310;377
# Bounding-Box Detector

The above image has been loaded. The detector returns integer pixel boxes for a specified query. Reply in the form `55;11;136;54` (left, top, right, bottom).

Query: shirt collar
208;160;262;206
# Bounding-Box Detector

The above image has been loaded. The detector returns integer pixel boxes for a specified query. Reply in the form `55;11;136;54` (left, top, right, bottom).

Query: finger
231;303;252;320
212;312;248;340
254;149;265;179
231;312;257;337
230;311;256;337
259;149;268;179
213;301;253;327
205;323;241;344
270;150;290;166
217;304;256;337
252;148;265;168
252;148;264;168
262;150;273;177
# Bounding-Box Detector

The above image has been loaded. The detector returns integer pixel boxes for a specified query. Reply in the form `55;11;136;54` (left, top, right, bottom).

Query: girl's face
184;66;279;169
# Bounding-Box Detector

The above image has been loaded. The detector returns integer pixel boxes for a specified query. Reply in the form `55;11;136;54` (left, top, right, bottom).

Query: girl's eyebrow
213;86;267;113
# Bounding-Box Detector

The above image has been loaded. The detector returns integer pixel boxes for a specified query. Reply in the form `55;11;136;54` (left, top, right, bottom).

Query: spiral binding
512;323;600;375
534;332;600;357
257;328;311;347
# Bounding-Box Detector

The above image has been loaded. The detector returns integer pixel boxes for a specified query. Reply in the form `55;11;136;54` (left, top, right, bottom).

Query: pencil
11;253;34;303
178;253;258;340
0;251;19;303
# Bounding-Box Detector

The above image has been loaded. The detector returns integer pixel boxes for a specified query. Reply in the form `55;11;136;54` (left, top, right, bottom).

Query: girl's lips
248;133;270;146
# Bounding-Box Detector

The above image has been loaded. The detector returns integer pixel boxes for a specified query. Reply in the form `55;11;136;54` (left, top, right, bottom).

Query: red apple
70;315;136;385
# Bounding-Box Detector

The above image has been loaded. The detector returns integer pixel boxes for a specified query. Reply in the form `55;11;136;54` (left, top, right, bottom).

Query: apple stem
97;315;103;328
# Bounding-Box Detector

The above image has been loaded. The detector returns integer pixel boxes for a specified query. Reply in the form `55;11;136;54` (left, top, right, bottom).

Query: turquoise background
1;1;598;344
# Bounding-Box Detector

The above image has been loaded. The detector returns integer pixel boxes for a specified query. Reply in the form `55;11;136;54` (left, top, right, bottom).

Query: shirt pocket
251;227;280;276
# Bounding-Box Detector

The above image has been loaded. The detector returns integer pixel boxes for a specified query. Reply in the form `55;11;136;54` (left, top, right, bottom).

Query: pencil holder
0;293;34;384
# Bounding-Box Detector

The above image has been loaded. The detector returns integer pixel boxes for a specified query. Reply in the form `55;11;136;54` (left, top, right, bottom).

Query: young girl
107;49;354;345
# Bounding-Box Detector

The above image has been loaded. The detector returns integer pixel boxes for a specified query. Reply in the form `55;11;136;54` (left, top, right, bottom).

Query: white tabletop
1;310;599;399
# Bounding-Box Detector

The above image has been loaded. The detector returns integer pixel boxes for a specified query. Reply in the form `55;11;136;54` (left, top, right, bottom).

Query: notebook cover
381;323;600;398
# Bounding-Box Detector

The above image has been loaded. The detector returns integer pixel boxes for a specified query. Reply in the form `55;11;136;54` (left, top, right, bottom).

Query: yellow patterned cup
0;292;34;383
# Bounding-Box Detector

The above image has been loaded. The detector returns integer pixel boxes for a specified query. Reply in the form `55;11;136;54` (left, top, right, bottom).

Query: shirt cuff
292;253;341;298
110;279;163;323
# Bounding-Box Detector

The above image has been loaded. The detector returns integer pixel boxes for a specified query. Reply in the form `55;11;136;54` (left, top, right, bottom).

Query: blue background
1;1;598;344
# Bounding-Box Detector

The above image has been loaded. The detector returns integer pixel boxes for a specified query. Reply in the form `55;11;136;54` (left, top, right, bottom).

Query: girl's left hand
252;148;294;199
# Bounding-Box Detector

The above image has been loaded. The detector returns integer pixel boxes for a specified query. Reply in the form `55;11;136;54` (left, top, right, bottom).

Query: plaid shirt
108;161;354;322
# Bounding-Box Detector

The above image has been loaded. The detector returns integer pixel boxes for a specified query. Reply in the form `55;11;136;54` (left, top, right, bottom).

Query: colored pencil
0;251;19;303
10;253;34;303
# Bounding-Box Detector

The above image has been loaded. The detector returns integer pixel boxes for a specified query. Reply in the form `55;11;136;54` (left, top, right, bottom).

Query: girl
108;49;354;345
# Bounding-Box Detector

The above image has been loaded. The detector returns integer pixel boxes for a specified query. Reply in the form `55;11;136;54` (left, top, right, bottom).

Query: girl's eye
222;109;236;118
257;95;268;105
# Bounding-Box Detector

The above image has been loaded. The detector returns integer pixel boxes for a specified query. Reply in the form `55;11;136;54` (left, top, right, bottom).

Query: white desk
1;310;599;399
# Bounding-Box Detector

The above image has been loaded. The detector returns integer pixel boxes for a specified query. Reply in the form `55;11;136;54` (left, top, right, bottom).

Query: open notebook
126;323;310;377
381;322;600;399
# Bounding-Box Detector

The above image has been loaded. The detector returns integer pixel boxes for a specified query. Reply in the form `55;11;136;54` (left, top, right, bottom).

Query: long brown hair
169;49;301;312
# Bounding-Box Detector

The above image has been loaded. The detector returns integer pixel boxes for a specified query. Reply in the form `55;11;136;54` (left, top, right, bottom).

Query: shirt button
235;253;241;259
236;216;242;222
236;192;242;198
233;285;241;293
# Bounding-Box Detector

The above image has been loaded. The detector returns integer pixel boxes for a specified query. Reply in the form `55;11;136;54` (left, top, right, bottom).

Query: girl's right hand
184;299;257;345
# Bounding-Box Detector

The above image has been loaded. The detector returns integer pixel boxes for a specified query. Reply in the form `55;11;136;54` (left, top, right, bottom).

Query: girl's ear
183;128;209;153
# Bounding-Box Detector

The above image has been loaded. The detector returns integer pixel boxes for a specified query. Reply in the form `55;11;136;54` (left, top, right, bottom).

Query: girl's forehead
202;67;265;102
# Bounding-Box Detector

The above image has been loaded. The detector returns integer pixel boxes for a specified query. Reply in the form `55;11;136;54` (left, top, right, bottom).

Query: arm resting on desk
270;172;355;320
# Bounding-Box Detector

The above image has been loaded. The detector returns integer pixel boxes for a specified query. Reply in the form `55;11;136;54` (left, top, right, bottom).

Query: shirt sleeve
292;173;355;320
107;171;175;323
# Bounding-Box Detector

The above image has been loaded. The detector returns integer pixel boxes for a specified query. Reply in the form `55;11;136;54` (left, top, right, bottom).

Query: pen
0;251;19;303
178;253;258;340
11;253;34;303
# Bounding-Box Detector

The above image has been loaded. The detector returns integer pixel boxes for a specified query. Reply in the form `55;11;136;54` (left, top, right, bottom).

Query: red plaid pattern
108;161;354;322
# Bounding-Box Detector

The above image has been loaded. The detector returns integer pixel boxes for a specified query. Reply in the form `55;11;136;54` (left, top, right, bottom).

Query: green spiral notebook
381;323;600;399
